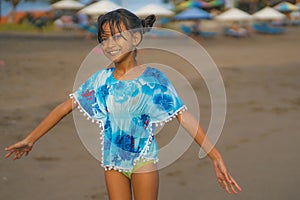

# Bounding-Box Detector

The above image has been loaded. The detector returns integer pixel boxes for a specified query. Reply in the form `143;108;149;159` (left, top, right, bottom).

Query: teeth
109;50;119;55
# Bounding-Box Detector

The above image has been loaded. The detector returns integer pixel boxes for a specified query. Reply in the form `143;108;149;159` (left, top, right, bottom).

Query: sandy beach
1;26;300;200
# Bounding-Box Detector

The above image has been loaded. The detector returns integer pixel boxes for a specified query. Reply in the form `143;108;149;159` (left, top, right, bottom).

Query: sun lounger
252;23;285;34
180;25;217;38
224;27;244;38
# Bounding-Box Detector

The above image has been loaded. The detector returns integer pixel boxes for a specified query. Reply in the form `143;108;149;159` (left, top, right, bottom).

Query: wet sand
1;27;300;199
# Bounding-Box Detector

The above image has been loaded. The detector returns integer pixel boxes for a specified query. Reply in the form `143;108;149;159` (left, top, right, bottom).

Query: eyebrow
102;30;129;41
101;31;119;39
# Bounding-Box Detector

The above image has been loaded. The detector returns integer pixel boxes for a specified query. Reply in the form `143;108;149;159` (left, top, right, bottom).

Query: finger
223;181;231;194
5;151;13;158
13;153;18;160
14;152;20;160
13;151;22;160
223;172;232;184
5;144;22;151
220;180;227;190
229;182;238;194
18;152;25;159
218;180;225;189
220;183;225;189
230;177;242;192
5;146;16;151
226;176;241;194
225;185;232;194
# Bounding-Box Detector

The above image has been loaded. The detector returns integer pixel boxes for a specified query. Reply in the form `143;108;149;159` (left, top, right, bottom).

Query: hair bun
141;14;156;33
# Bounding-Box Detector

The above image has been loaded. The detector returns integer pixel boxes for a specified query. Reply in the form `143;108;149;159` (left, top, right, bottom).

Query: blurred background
1;0;300;200
0;0;300;36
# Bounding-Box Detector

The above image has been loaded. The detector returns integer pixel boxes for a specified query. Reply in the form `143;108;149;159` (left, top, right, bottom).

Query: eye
112;33;122;40
100;38;108;45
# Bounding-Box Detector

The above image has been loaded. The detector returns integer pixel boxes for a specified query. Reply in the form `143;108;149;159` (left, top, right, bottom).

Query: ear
132;31;142;46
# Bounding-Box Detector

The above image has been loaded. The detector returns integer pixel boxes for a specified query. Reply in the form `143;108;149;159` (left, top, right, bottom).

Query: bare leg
131;163;159;200
105;170;132;200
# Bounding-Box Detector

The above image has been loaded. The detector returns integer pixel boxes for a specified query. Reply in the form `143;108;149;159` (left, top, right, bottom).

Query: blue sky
1;0;173;16
1;1;51;15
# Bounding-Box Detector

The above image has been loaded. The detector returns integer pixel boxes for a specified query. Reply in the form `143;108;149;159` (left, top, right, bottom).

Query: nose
104;36;117;48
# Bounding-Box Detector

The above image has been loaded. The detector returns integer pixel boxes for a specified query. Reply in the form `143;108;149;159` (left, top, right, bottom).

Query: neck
114;52;138;74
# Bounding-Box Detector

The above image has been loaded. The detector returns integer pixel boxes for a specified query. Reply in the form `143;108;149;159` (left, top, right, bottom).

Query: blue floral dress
70;67;186;173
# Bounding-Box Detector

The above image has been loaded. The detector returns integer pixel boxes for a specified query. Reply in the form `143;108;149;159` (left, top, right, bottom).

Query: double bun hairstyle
97;8;156;44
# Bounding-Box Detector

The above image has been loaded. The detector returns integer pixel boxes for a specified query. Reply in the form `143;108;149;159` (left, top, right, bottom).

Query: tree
4;0;60;23
5;0;34;23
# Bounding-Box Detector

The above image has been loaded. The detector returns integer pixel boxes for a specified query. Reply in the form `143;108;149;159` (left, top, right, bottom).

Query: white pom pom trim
69;93;186;173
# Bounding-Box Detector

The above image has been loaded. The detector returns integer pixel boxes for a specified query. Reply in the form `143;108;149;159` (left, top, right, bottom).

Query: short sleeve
143;68;187;124
70;70;106;120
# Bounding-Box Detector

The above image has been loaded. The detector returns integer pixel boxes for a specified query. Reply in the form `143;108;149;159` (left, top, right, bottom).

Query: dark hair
97;9;156;44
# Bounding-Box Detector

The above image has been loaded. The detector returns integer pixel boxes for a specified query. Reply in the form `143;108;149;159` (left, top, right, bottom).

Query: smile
108;50;121;56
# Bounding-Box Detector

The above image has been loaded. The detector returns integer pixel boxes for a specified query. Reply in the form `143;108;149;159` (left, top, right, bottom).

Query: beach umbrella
252;6;286;20
177;0;202;10
173;7;212;20
273;1;298;12
176;0;225;10
80;0;94;5
134;3;174;17
79;0;121;16
51;0;85;10
215;8;253;21
207;0;226;8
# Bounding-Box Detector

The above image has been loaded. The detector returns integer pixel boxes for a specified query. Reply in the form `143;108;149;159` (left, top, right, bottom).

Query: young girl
5;9;241;199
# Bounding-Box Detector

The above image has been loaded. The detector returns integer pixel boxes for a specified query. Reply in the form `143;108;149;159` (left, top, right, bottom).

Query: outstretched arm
176;110;242;194
5;98;74;160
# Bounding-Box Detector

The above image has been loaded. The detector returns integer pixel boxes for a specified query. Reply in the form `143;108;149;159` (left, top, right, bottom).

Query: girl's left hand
213;158;242;194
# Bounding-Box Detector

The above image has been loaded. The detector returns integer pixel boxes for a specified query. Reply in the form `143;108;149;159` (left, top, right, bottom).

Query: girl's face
100;22;141;64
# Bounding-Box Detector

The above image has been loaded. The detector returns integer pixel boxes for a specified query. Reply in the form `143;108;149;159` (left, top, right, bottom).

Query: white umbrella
134;3;174;17
273;1;298;12
252;7;286;20
79;0;122;16
215;8;253;21
51;0;85;10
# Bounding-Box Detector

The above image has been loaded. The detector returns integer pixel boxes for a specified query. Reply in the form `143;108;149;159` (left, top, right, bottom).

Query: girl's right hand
5;140;33;160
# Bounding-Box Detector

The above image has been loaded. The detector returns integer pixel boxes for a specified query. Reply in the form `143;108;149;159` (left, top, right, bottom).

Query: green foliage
0;22;55;32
